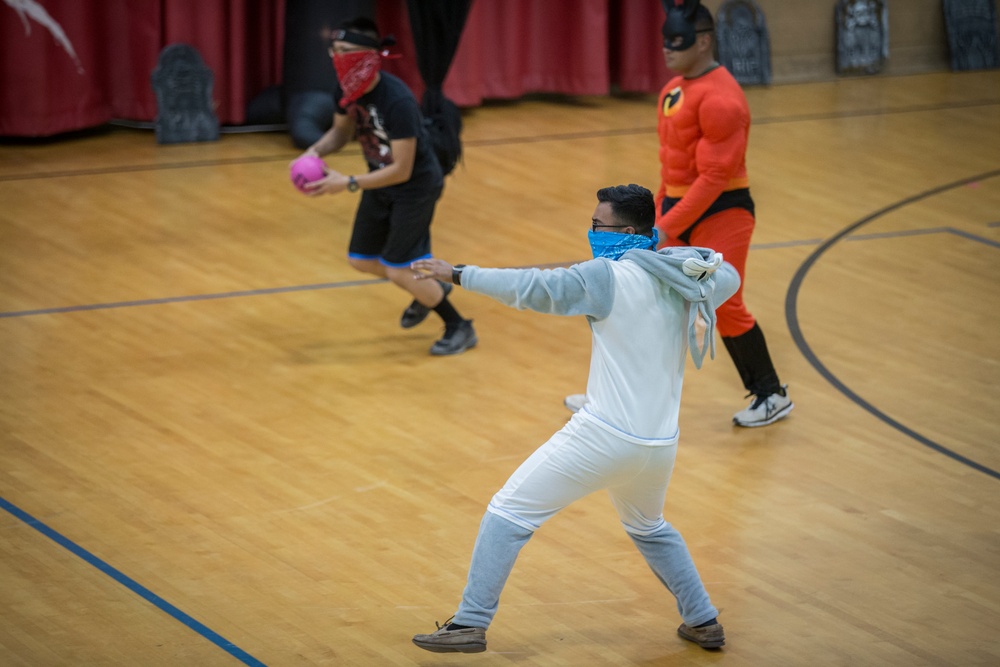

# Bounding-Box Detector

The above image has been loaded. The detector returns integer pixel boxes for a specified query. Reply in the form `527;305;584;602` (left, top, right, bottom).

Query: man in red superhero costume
567;1;792;427
657;1;792;426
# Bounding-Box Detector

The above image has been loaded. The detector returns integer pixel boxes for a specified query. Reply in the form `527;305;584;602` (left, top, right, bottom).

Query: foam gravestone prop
943;0;1000;71
716;0;772;86
835;0;889;76
151;44;220;144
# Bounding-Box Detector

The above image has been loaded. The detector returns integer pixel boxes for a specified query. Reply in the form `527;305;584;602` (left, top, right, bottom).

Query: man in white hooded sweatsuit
410;184;740;654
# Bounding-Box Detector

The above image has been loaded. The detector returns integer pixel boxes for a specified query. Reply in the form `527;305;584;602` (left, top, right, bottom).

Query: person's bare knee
386;265;442;306
348;257;385;276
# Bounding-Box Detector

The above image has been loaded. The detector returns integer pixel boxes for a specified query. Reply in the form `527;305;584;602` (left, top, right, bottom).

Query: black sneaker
430;320;477;356
401;282;452;329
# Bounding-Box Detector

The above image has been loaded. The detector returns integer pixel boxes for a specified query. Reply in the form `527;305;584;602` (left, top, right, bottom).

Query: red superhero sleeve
658;93;748;235
654;86;670;210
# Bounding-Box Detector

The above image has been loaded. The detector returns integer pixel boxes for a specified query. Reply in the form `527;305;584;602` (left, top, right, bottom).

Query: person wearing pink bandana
295;17;476;356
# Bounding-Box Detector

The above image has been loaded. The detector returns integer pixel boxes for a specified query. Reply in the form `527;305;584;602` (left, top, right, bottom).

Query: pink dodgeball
290;155;328;193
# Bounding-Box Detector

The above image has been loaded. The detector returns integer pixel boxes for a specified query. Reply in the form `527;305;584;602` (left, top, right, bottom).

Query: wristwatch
347;175;359;192
452;264;466;286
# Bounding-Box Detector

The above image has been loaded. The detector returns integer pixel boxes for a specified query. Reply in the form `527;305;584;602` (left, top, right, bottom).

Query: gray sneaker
677;621;725;649
733;385;793;427
412;619;487;653
430;320;477;356
401;282;452;329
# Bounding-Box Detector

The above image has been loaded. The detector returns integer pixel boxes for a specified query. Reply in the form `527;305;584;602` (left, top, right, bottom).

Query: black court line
0;496;267;667
0;207;995;663
0;155;290;182
785;168;1000;481
0;262;571;319
1;228;996;320
0;279;385;319
3;92;995;662
3;221;997;491
3;97;996;184
753;226;1000;251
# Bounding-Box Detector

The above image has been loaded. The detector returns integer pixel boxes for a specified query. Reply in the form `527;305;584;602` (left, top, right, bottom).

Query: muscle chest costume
655;66;753;242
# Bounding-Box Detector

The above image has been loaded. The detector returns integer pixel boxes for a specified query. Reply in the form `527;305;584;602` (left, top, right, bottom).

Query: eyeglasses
592;222;633;232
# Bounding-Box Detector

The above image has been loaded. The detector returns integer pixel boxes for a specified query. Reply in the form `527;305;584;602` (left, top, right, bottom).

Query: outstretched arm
412;258;617;319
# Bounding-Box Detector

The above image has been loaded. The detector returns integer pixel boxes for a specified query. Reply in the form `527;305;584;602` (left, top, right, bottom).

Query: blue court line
0;496;267;666
785;168;1000;482
0;201;996;663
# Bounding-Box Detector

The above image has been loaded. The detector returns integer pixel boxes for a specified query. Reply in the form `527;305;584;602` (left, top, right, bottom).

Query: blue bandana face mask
588;229;659;260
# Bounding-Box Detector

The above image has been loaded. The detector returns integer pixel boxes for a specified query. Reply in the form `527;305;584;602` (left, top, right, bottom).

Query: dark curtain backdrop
0;0;671;137
403;0;473;93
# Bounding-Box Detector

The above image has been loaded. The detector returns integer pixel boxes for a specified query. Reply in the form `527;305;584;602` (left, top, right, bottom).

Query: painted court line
1;213;996;664
785;169;1000;481
0;496;267;667
1;226;993;320
0;279;384;319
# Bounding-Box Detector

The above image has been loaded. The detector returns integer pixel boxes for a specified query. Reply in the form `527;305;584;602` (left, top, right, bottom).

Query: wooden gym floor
1;70;998;666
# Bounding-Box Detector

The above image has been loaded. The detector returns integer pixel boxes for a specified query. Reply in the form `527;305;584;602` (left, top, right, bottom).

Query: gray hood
620;246;741;368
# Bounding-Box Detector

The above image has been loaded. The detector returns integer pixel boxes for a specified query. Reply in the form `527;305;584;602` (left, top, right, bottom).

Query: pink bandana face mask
333;50;381;108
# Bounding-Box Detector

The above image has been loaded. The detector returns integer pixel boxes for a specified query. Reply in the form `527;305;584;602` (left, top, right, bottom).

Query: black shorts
347;185;443;267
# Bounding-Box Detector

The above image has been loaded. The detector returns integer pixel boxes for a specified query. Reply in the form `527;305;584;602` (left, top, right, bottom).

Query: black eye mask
662;7;697;51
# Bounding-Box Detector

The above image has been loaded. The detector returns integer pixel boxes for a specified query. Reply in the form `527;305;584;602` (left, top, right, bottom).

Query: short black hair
596;184;655;236
695;6;714;33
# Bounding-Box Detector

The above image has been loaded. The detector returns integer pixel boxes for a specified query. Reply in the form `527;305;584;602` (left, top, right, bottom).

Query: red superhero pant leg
660;208;756;337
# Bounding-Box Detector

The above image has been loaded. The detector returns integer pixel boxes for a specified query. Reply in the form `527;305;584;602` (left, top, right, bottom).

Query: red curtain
443;0;612;106
0;0;668;137
612;0;674;93
0;0;283;136
377;0;671;107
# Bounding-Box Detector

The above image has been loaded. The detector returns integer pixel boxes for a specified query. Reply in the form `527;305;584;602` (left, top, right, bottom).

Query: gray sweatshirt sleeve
713;261;741;307
460;259;615;319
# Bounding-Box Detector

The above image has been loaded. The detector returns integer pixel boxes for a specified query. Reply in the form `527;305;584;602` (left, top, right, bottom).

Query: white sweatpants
489;414;678;533
453;415;718;628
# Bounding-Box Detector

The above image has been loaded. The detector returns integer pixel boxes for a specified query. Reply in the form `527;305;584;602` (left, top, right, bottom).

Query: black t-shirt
334;72;443;195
